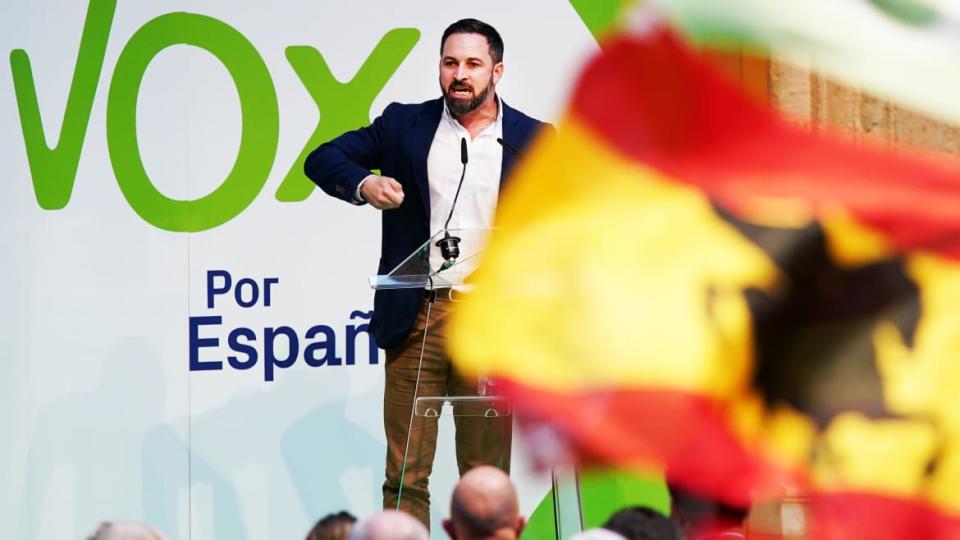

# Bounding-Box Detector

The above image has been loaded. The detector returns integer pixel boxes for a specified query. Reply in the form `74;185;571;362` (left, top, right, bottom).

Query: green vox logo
10;0;418;231
10;0;618;232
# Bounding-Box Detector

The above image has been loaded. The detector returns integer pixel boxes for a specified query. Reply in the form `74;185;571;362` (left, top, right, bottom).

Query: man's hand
360;176;405;209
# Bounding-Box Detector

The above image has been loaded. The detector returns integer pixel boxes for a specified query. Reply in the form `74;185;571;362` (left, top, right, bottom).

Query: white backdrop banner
0;1;599;538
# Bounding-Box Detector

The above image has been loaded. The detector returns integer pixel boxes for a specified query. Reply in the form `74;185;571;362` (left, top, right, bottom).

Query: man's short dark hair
441;18;504;64
306;511;356;540
603;506;682;540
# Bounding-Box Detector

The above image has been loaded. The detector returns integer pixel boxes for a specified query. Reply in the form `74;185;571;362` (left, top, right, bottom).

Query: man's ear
442;518;457;539
516;515;526;537
493;62;504;85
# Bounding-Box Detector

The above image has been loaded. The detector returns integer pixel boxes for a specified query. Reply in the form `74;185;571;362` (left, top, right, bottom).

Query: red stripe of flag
575;30;960;260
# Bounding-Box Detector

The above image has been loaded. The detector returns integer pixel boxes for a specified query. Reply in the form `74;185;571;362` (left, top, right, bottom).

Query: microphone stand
496;137;524;159
435;137;469;271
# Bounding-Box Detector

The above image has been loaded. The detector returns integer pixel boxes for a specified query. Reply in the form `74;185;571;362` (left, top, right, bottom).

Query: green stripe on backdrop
522;468;670;539
568;0;630;41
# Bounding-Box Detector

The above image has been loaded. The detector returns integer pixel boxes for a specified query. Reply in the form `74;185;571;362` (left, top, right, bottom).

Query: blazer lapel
500;100;523;187
411;99;443;223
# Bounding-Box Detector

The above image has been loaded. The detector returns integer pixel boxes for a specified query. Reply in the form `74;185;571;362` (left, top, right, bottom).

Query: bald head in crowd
349;510;429;540
87;522;169;540
443;466;524;540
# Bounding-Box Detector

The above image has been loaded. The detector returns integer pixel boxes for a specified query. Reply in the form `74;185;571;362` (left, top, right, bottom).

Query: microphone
496;137;523;159
436;138;469;270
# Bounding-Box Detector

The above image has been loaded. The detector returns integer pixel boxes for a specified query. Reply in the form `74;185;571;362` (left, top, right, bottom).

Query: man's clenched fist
360;176;405;210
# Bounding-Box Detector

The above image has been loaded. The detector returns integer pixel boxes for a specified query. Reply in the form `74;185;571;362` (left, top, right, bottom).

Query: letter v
10;0;116;209
275;28;419;202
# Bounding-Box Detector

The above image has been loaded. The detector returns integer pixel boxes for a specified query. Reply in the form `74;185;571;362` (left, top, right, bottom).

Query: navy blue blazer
304;97;550;349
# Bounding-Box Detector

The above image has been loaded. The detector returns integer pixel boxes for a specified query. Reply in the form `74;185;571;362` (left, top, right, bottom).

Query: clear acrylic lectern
370;227;582;538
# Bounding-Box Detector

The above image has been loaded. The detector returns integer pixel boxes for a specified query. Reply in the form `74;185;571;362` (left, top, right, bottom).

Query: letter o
234;277;260;308
106;12;279;232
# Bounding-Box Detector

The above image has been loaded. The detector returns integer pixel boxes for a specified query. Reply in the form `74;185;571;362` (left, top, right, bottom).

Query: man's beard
442;76;494;116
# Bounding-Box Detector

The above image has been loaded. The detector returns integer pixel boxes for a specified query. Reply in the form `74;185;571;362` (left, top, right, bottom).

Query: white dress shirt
426;97;503;288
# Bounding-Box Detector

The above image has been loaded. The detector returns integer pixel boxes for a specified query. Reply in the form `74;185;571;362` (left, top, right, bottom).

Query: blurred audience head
307;511;357;540
669;485;745;538
571;528;628;540
603;506;683;540
86;522;168;540
349;510;429;540
443;465;524;540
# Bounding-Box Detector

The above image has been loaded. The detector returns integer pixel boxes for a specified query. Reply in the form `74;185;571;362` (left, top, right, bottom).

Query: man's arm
303;103;404;209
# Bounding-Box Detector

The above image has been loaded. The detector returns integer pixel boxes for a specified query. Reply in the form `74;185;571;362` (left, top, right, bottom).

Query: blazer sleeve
303;103;396;205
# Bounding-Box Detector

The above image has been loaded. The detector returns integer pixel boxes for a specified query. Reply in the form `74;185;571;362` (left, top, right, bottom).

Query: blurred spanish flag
448;26;960;540
649;0;960;124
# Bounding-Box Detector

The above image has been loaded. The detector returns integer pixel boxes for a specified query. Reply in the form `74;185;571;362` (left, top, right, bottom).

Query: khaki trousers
382;292;512;528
